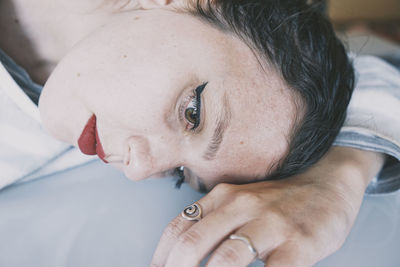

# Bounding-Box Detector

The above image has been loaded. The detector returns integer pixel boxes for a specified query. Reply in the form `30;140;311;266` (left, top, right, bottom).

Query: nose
122;135;179;181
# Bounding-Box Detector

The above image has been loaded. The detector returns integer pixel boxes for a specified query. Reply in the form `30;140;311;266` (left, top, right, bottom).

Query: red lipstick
78;115;108;163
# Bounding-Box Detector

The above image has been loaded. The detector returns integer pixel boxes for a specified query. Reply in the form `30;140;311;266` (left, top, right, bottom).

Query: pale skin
0;0;386;266
38;3;296;185
152;147;384;267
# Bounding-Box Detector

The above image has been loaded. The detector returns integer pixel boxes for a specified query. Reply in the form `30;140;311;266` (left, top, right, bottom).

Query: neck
0;0;137;84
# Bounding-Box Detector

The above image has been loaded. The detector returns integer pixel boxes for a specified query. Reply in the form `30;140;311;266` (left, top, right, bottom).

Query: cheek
39;63;94;143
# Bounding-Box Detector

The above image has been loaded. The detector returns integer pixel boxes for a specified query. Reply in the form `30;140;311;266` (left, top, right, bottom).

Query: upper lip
77;114;108;163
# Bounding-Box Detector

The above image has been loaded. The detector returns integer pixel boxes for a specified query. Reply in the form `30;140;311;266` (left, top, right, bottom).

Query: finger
264;243;310;267
206;219;286;267
150;216;195;267
164;203;250;267
151;191;219;267
205;234;255;267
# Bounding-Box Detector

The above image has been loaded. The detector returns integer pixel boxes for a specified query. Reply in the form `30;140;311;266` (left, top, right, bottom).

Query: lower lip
77;115;108;163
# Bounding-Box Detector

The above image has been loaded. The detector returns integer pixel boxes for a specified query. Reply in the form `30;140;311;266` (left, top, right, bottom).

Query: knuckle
163;217;186;240
294;221;314;239
177;228;203;250
209;245;242;266
234;190;261;206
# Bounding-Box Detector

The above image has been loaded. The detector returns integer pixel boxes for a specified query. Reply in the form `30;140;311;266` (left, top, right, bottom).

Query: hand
150;147;385;267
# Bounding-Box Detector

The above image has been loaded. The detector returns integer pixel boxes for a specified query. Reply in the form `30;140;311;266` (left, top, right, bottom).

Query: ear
138;0;174;9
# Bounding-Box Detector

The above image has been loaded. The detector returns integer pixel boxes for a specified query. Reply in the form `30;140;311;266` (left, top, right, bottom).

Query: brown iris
182;82;207;130
185;107;198;125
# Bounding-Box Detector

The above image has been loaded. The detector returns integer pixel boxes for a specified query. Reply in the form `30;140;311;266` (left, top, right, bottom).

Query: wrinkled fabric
334;56;400;194
0;49;94;190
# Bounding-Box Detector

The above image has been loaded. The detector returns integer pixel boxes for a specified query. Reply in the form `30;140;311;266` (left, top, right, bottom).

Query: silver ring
229;234;258;258
181;202;202;221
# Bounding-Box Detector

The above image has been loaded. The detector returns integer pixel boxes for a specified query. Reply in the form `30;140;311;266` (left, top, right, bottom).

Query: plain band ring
181;202;202;221
229;234;259;258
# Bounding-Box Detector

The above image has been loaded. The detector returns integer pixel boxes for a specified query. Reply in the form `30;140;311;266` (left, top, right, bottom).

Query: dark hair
184;0;355;180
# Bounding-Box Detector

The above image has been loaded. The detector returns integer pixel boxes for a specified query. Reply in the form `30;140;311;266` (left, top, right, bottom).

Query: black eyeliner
193;82;208;129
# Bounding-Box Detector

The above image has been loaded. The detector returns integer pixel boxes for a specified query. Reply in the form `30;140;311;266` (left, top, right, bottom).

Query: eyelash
179;82;208;132
174;166;185;189
175;82;208;188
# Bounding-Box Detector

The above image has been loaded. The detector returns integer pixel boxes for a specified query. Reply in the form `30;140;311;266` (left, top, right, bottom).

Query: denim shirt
334;56;400;194
1;48;400;193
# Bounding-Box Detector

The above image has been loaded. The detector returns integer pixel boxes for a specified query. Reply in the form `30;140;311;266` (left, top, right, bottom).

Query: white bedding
0;59;94;190
0;160;398;267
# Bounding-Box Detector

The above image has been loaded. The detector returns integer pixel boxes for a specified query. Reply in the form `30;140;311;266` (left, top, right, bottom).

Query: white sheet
0;60;94;190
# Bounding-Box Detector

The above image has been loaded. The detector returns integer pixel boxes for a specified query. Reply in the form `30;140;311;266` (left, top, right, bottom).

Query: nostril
104;155;123;163
122;135;157;181
124;145;131;166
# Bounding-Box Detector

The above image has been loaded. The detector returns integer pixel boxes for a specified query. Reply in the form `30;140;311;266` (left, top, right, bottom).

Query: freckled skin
39;9;298;184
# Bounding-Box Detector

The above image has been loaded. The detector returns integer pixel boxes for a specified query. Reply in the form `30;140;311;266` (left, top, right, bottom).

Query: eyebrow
202;91;231;161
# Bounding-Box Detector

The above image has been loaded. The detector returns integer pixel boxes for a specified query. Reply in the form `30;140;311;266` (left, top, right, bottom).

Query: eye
184;98;200;129
181;82;207;131
172;167;205;192
174;166;185;189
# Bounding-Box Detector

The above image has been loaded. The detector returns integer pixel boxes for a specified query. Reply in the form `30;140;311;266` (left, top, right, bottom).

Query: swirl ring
181;202;202;221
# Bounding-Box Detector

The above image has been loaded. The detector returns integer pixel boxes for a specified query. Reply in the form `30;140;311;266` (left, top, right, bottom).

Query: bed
1;32;400;266
0;159;399;267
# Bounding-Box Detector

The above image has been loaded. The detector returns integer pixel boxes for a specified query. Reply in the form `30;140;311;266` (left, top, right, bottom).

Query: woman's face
39;7;297;188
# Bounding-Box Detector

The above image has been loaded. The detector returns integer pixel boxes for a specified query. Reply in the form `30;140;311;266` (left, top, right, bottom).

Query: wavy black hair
182;0;355;181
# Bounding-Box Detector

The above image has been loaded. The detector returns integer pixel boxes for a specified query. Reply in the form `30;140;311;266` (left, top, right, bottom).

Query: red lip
78;115;108;163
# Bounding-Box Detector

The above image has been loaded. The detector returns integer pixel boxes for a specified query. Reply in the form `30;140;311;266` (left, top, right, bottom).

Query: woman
1;0;399;266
